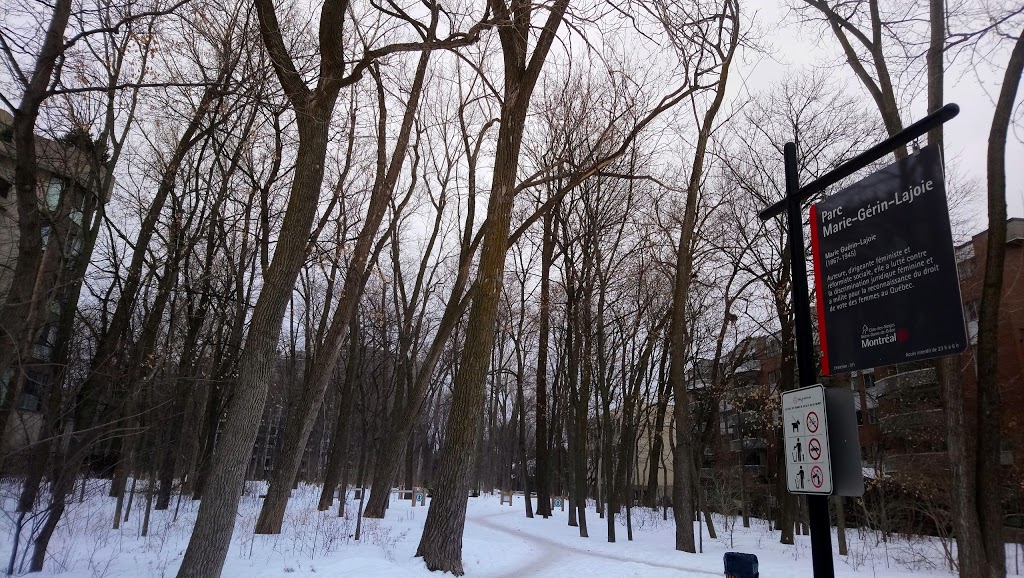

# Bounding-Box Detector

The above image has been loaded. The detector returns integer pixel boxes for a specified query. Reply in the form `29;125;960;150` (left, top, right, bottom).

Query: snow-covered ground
2;480;1020;577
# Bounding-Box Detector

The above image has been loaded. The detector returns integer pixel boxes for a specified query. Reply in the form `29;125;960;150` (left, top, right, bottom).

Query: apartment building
711;219;1024;481
0;110;108;453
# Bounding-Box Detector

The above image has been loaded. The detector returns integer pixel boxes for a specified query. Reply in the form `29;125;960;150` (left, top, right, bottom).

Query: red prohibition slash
811;466;824;489
808;438;822;461
806;411;819;433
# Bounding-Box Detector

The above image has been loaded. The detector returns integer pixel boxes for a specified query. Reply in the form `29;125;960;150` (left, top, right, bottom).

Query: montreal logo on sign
859;324;909;349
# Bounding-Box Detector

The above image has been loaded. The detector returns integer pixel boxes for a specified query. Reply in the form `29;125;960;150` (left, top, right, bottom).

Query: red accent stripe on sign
809;204;830;376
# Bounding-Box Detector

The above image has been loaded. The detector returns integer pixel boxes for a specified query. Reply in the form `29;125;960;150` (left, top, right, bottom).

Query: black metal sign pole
761;103;960;578
783;142;835;578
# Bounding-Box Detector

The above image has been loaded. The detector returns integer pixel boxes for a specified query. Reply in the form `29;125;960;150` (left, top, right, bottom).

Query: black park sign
810;144;968;375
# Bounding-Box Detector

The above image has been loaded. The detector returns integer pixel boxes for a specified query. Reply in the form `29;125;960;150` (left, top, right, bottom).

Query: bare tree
976;24;1024;578
254;28;437;533
664;0;740;553
174;0;490;572
415;0;571;571
717;71;884;543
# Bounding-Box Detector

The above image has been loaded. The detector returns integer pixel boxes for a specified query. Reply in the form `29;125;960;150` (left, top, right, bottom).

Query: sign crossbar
759;103;960;222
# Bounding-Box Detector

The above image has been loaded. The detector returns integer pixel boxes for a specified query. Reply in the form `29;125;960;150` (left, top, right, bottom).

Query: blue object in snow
723;552;758;578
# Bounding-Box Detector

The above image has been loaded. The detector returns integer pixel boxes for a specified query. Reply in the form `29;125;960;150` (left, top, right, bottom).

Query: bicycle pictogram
806;411;819;433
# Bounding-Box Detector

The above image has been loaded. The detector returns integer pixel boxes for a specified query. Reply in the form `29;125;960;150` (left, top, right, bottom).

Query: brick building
711;218;1024;487
858;219;1024;474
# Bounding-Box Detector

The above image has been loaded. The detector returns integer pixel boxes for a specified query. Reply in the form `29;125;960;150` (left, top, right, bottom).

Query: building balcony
735;359;761;374
876;367;938;399
880;407;944;435
701;465;768;480
738;465;768;479
729;437;767;452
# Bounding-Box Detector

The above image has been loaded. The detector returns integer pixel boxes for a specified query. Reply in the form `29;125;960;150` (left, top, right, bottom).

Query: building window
856;409;864;425
965;300;980;323
0;177;10;198
45;178;63;211
956;244;977;279
19;371;48;412
868;407;878;424
32;324;58;363
863;373;876;389
70;187;86;226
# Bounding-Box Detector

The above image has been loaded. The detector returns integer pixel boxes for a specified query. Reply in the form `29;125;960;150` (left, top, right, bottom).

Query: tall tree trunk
564;286;589;536
602;399;615;542
667;4;738;552
921;1;988;571
645;350;671;508
834;496;847;556
0;0;73;421
938;355;984;573
255;44;434;535
516;370;533;519
176;110;334;578
112;447;135;530
976;27;1024;578
415;3;569;571
142;467;156;537
573;397;589;538
191;379;221;501
534;210;555;518
699;474;717;540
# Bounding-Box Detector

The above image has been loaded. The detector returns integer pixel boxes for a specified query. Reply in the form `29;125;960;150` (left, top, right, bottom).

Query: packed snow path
467;509;721;577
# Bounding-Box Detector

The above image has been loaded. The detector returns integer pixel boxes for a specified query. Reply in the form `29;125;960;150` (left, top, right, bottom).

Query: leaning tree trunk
416;87;545;575
414;1;569;569
29;438;76;572
0;0;73;427
976;27;1024;578
175;111;334;578
255;46;432;535
362;260;474;518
